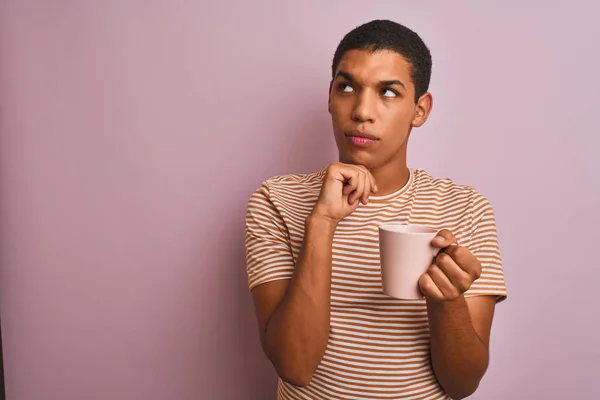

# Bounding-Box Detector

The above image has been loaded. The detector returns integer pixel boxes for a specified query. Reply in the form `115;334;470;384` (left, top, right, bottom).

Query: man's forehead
336;49;412;83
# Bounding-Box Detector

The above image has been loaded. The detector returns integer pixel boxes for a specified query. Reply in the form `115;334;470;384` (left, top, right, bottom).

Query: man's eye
382;88;398;98
339;84;355;93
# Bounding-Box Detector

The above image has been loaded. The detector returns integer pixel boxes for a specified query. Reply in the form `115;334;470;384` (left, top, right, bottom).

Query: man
245;19;507;400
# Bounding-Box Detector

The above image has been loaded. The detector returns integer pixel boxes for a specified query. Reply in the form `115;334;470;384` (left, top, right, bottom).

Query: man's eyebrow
335;70;354;82
381;79;406;89
335;70;406;89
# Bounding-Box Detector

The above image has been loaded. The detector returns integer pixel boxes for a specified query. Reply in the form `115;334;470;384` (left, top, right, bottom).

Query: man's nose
351;90;376;123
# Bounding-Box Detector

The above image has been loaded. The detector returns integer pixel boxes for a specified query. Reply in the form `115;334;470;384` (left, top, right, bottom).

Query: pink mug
378;223;440;300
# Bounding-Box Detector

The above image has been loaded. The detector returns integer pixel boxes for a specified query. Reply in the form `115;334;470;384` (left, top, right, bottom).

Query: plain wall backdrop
0;1;598;399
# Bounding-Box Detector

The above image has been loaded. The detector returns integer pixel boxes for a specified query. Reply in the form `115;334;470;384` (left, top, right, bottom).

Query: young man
245;20;507;400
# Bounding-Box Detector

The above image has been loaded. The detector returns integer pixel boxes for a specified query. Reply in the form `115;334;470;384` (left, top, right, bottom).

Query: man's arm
251;213;336;387
249;163;377;387
427;295;496;399
419;229;502;399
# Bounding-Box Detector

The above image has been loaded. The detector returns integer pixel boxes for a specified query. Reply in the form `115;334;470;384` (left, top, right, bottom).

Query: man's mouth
349;136;376;146
346;130;379;147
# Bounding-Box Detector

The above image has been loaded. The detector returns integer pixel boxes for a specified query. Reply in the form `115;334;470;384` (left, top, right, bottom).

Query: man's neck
370;161;410;197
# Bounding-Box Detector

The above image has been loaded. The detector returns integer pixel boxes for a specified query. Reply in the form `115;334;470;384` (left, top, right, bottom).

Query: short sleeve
245;182;295;292
464;194;508;302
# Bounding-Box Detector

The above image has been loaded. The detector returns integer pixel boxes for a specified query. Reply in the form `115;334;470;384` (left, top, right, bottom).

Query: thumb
431;229;457;248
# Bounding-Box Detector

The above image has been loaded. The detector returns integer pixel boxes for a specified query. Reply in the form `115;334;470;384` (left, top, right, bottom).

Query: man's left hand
418;229;482;302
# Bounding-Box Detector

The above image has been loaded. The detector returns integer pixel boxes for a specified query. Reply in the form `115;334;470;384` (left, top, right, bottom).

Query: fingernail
374;185;379;193
433;236;444;244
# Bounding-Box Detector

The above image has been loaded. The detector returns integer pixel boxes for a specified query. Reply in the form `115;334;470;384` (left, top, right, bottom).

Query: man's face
328;49;430;170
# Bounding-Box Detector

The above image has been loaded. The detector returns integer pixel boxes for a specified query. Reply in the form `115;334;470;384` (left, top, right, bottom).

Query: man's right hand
251;162;377;386
311;162;378;224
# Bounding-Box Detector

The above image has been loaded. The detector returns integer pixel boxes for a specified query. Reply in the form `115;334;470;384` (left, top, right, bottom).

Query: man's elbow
263;337;325;387
275;363;316;387
444;381;480;400
279;373;312;388
436;355;488;399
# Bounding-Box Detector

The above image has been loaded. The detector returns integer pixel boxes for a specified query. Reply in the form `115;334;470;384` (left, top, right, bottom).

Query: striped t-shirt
245;167;508;400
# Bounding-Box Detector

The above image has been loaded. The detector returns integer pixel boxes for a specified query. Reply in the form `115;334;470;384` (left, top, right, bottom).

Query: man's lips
346;130;379;140
349;136;376;146
346;130;379;147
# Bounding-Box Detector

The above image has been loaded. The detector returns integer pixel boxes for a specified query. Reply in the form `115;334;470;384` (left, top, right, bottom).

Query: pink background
0;1;598;399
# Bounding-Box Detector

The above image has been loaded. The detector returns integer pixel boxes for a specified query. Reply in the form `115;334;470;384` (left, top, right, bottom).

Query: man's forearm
264;213;336;386
427;295;489;399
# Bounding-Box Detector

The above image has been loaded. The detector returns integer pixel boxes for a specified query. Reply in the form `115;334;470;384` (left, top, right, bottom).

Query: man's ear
328;81;333;114
411;92;433;128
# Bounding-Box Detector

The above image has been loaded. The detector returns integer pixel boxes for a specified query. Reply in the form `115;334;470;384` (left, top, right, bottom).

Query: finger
342;182;354;196
366;169;378;194
435;252;472;293
431;229;457;248
418;273;444;301
348;196;361;212
353;166;372;204
360;170;372;204
349;171;365;204
443;245;473;269
443;245;482;281
335;164;363;184
345;174;360;202
353;165;377;196
352;170;365;204
332;165;358;193
427;263;460;299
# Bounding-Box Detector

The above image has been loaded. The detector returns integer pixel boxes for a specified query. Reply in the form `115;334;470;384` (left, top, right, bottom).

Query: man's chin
338;152;376;169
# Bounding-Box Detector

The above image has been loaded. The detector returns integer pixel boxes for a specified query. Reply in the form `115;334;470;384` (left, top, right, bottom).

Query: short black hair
331;19;432;103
